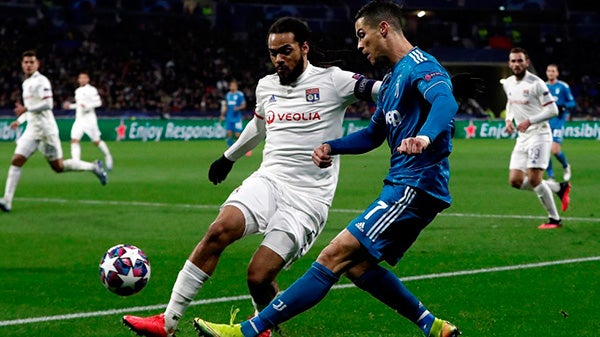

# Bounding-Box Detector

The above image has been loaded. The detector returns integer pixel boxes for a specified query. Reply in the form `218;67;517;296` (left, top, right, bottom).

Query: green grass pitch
0;138;598;337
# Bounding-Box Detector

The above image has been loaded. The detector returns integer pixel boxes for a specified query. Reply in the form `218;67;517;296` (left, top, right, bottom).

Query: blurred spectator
0;1;597;120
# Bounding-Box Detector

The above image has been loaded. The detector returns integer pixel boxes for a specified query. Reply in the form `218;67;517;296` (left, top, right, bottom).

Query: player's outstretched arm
208;155;234;185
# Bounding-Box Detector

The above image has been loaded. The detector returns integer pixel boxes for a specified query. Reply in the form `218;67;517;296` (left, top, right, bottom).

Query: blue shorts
549;115;567;144
225;120;243;134
346;183;449;266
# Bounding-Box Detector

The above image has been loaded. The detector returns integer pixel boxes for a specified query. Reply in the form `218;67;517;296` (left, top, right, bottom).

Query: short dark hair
510;47;529;59
355;0;404;31
22;50;37;58
267;17;311;46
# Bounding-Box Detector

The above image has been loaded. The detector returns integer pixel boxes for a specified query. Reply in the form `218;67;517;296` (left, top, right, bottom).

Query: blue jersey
327;47;457;204
546;80;575;130
225;91;245;122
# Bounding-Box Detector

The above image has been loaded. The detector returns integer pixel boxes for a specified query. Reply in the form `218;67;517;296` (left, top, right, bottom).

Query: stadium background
1;2;600;337
0;0;598;123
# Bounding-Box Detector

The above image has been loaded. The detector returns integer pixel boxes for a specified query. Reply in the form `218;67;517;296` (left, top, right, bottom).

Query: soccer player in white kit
0;50;107;213
63;72;113;171
502;47;571;229
122;17;381;337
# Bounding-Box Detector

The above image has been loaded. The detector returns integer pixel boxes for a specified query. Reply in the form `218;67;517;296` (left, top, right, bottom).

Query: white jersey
503;71;554;137
21;71;58;138
71;84;102;119
226;63;363;205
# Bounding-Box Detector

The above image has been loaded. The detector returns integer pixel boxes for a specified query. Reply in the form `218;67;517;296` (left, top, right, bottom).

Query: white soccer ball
99;244;151;296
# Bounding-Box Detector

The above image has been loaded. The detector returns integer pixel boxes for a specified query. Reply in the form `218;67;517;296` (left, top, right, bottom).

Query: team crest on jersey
305;88;320;102
523;89;530;97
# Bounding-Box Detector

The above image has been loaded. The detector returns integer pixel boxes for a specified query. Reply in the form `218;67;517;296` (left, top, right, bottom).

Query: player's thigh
222;174;279;236
14;133;39;159
84;124;102;142
70;120;85;140
525;137;551;170
263;197;328;267
38;134;63;161
509;140;528;171
347;184;445;266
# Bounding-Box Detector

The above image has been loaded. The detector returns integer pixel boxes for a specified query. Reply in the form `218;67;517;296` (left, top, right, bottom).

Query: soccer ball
99;244;151;296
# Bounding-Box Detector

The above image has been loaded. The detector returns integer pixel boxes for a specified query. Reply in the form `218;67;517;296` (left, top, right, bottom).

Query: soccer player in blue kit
220;80;247;147
545;64;575;181
193;1;461;337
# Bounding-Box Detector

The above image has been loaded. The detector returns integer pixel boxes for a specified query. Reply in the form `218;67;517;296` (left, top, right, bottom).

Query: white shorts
15;130;63;161
71;116;101;142
223;172;329;267
509;132;552;171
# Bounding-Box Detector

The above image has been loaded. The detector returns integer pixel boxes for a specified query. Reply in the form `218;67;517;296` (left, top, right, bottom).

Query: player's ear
300;41;309;55
379;21;389;38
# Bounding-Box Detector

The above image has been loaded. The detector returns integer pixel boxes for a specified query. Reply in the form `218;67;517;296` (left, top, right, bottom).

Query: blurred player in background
122;16;381;337
193;1;461;336
220;80;247;148
63;72;113;171
0;51;107;213
545;64;575;181
503;48;571;229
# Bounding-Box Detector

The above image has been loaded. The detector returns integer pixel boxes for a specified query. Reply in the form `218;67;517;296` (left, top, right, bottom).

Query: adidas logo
269;94;276;102
355;222;365;232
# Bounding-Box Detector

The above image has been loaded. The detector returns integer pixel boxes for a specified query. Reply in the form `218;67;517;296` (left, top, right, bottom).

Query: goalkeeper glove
208;155;234;185
451;73;486;100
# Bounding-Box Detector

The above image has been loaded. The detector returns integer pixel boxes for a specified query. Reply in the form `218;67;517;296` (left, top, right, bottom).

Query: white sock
3;165;22;203
63;159;95;171
97;141;111;157
71;143;81;161
544;179;560;193
534;181;560;220
164;260;209;332
98;141;113;169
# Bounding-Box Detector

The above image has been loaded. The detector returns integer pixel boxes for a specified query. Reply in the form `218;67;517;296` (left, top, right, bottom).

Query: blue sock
555;151;568;168
546;159;554;179
353;265;435;335
240;262;339;337
226;137;234;147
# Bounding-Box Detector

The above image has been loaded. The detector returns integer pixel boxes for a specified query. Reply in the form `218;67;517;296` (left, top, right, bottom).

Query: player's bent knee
204;220;244;247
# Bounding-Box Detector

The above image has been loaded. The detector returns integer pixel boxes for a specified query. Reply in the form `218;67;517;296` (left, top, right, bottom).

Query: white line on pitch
1;256;598;327
14;197;600;223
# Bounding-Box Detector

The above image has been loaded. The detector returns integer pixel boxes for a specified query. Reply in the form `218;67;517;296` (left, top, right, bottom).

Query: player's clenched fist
313;144;333;168
397;137;428;154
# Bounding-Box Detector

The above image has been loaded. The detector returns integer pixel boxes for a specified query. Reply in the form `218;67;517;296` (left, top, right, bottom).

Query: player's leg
88;123;113;171
225;123;234;147
551;125;571;181
247;195;328;313
345;184;457;337
234;230;359;337
0;154;28;212
552;142;570;181
125;205;246;337
70;119;84;161
546;156;555;180
44;135;107;185
524;139;562;228
246;240;285;311
1;134;37;212
95;140;113;171
71;139;82;161
125;176;278;337
508;141;528;189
